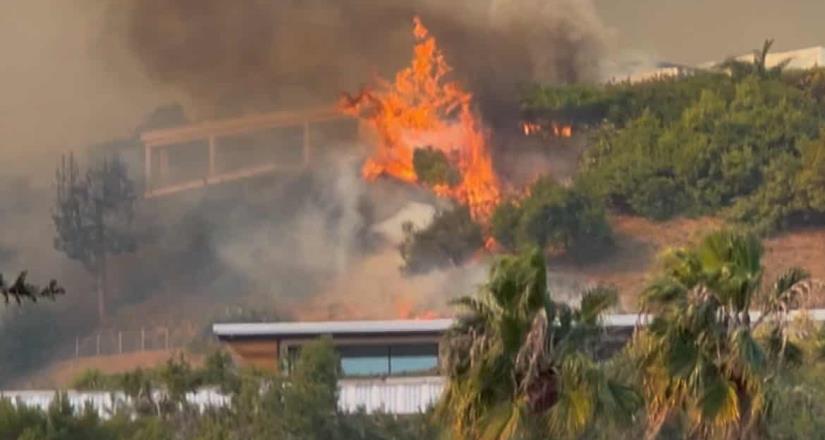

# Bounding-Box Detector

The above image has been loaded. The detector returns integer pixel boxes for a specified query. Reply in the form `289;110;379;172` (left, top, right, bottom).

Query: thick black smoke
111;0;607;123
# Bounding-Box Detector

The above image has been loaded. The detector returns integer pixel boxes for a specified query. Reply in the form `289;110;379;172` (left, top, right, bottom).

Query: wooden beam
141;106;346;148
144;162;300;198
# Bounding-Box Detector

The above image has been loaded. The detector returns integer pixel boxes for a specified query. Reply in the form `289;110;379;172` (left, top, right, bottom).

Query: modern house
211;316;638;413
212;319;451;375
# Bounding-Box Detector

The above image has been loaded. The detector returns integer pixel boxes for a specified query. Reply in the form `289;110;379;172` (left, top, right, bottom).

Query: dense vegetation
437;229;825;439
438;249;634;439
0;342;436;440
525;57;825;233
6;230;825;439
490;177;612;256
402;176;613;273
403;48;825;271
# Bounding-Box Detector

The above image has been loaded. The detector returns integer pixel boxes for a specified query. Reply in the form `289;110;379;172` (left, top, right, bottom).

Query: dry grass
13;349;202;389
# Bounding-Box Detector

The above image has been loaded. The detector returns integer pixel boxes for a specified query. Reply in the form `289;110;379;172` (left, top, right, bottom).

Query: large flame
340;17;500;221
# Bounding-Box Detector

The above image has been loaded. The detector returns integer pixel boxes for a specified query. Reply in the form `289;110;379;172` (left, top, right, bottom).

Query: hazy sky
1;0;825;160
596;0;825;64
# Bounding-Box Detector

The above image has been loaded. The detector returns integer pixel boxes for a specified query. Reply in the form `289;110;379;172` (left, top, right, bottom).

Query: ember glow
520;121;574;138
341;17;501;221
395;296;439;320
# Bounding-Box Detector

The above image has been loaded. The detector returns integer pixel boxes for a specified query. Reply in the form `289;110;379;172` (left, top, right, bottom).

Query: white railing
0;388;230;418
1;377;445;417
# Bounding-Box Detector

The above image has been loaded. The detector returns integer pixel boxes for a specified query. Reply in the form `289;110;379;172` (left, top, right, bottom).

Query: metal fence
62;326;195;359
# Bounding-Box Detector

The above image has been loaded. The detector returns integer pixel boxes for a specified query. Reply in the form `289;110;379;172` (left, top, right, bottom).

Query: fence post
75;336;79;359
164;327;169;350
118;331;123;354
141;327;145;351
96;333;101;356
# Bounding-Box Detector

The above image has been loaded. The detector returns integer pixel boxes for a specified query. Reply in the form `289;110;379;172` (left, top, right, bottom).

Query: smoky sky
110;0;608;120
3;0;825;161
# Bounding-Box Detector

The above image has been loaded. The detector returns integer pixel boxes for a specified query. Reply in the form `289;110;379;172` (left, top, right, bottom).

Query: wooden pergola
140;106;355;198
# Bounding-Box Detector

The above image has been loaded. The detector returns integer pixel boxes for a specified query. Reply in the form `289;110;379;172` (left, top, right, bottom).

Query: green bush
535;73;825;232
412;147;460;187
71;369;120;391
0;343;439;440
400;205;484;274
491;177;612;256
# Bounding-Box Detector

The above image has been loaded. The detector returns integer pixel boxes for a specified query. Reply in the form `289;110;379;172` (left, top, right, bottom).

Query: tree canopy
524;53;825;233
53;153;136;321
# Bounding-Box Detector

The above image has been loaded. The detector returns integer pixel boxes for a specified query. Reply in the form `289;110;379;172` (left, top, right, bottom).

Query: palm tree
633;229;819;439
438;248;639;439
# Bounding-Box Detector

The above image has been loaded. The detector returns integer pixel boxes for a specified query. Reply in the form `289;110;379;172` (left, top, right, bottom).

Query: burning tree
341;17;501;221
412;146;461;188
53;154;136;323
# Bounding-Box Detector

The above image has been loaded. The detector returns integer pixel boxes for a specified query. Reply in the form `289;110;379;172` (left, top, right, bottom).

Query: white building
700;45;825;71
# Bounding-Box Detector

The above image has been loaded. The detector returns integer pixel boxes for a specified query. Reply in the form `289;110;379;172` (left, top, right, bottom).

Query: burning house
140;107;359;198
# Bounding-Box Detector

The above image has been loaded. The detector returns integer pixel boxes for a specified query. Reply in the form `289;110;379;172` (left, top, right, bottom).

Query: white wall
1;377;445;417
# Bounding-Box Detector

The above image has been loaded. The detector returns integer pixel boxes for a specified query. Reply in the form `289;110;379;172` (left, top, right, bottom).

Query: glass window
389;343;439;375
339;345;389;376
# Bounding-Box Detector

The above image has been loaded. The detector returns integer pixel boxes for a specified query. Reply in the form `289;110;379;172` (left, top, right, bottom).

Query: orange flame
553;123;573;138
520;121;573;138
341;17;500;221
521;121;542;136
394;296;439;320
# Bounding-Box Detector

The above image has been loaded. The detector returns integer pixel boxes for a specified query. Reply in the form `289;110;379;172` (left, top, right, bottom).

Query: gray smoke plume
109;0;608;121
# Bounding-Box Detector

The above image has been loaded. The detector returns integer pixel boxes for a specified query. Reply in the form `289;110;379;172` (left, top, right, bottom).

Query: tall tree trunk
96;256;107;324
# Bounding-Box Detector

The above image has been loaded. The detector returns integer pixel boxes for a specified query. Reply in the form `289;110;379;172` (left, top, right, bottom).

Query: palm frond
548;357;596;438
731;327;766;375
773;267;811;299
596;379;643;426
578;285;618;325
699;373;740;427
479;402;523;440
641;277;688;310
664;332;699;379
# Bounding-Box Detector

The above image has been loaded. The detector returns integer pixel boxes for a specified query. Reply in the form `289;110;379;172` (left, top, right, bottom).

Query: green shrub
491;177;612;257
71;369;121;391
540;73;825;231
400;205;484;274
412;147;460;187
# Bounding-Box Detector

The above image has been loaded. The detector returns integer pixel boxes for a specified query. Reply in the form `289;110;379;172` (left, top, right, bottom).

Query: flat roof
212;315;643;339
213;319;454;338
212;309;825;339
